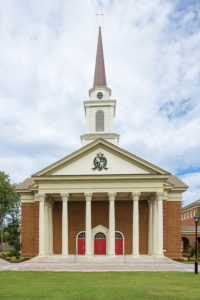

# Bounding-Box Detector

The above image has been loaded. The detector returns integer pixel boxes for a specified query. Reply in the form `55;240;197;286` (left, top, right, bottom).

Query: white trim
21;200;35;203
166;199;182;202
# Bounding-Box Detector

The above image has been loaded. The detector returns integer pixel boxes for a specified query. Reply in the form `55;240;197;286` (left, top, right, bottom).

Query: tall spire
93;26;107;87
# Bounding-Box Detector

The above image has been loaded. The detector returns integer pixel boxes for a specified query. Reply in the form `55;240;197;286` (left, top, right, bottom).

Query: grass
1;272;200;300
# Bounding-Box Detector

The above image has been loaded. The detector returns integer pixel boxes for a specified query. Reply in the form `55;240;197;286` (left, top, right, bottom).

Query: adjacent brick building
181;200;200;254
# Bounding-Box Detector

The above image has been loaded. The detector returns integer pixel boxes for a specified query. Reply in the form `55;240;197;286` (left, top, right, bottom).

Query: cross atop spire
93;26;107;87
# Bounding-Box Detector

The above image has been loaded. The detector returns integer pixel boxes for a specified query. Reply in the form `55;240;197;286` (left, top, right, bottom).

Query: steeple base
81;133;119;146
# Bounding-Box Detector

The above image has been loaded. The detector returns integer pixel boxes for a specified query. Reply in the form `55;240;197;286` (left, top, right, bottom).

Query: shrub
0;252;8;258
10;256;18;263
177;257;188;262
19;257;25;262
7;250;16;257
191;247;196;257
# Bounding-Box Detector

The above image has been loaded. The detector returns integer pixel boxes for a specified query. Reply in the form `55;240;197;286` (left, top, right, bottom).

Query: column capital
156;192;164;202
132;192;141;201
108;192;116;201
38;193;46;202
84;192;92;201
148;199;153;206
148;195;154;205
61;193;69;202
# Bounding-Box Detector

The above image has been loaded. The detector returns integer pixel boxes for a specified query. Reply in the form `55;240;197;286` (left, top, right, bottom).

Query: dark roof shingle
167;175;188;188
16;178;35;190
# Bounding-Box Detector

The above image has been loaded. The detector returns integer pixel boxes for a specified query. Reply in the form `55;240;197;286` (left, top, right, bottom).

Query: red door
115;238;123;255
94;238;106;255
78;238;85;255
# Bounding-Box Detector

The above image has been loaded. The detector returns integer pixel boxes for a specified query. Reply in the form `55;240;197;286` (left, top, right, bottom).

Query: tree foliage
0;171;20;251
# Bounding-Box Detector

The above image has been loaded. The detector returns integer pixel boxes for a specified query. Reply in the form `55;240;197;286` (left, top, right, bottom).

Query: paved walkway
0;259;195;272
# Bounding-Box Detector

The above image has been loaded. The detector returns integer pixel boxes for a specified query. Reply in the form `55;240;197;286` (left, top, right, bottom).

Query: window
96;110;104;132
78;232;85;239
115;232;123;239
94;232;106;239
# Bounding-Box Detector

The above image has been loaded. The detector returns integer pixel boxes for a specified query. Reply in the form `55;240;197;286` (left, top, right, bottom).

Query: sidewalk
0;259;195;272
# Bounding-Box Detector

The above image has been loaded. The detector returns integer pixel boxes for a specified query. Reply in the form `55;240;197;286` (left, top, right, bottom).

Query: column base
132;253;140;257
126;254;141;261
151;253;164;258
62;253;69;257
38;253;46;257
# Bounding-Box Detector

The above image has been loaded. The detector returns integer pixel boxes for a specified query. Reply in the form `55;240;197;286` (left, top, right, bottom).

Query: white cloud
180;172;200;206
0;0;199;205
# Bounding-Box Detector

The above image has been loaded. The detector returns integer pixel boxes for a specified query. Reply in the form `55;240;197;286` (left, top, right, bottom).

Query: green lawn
0;272;200;300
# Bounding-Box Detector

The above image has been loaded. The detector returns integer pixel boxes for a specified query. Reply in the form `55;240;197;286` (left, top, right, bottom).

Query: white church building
17;26;188;262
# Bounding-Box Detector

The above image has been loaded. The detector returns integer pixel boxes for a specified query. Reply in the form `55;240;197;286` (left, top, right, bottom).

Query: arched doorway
115;231;123;255
94;232;106;255
182;237;189;254
77;232;85;255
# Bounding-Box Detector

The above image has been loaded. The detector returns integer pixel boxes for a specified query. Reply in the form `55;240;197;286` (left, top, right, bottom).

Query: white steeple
80;26;119;146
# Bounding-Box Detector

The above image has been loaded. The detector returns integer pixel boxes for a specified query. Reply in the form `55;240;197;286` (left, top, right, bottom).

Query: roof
16;178;35;190
93;26;107;86
166;175;188;188
182;199;200;210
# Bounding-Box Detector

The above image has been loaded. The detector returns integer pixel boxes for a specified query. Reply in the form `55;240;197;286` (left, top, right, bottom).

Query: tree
6;196;21;257
0;171;20;251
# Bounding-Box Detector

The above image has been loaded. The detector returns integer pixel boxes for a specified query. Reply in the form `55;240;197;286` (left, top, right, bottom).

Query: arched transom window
94;232;106;239
96;110;104;132
115;232;123;239
78;232;85;239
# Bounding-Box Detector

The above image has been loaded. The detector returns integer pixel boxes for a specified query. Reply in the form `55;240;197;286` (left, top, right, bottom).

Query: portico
37;189;165;260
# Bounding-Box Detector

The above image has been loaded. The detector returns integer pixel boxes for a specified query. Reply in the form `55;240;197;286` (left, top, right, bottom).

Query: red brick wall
68;201;85;254
34;201;39;255
164;201;181;258
182;234;200;248
21;203;38;257
92;201;109;228
181;207;200;226
115;201;132;254
53;201;62;254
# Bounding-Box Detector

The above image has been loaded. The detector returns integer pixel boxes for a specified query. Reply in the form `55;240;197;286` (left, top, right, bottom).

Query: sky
0;0;200;206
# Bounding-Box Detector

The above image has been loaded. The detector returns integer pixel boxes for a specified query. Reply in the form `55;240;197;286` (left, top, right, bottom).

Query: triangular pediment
33;139;170;177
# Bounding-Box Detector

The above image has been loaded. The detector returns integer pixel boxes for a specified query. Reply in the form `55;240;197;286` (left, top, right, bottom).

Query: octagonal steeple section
81;27;119;146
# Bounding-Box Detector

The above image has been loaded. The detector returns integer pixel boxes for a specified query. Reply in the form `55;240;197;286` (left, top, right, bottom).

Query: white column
148;198;153;255
61;193;69;256
108;192;116;256
157;192;164;256
38;193;45;256
49;200;53;255
44;202;49;255
152;196;158;254
132;192;140;256
85;192;92;256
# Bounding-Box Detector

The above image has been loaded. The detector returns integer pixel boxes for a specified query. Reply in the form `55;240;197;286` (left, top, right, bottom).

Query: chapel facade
17;27;188;261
